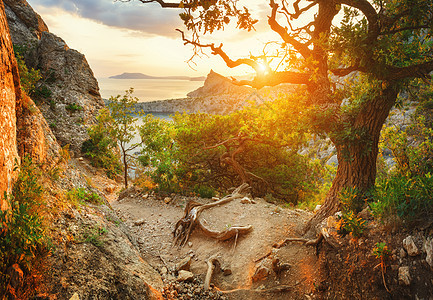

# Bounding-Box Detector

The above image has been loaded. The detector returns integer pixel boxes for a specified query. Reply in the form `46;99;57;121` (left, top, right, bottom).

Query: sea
97;77;204;103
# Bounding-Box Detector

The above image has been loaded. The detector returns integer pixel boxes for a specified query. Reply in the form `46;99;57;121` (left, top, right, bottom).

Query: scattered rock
105;185;115;194
175;256;192;272
69;293;80;300
424;238;433;268
177;270;194;282
252;265;270;282
161;267;168;275
188;242;193;248
212;197;219;201
398;266;411;286
357;207;372;220
133;219;146;226
399;248;407;258
403;236;420;256
240;197;256;204
314;205;321;213
164;197;172;204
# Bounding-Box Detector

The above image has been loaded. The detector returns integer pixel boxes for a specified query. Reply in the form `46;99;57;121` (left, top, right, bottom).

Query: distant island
109;72;206;81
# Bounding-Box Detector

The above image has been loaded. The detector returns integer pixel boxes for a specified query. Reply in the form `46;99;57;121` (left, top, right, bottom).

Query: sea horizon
97;77;204;103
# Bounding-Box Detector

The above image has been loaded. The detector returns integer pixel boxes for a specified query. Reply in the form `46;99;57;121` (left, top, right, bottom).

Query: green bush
337;187;366;237
193;185;216;198
82;108;123;179
0;157;49;297
66;103;83;112
67;187;102;206
375;109;433;224
13;45;42;95
371;173;433;222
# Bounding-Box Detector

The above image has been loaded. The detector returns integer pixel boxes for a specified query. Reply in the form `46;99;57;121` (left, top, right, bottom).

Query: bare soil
112;190;323;299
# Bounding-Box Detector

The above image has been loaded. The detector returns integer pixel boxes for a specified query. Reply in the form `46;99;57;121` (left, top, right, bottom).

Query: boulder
177;270;194;282
402;236;420;256
398;266;411;286
424;238;433;268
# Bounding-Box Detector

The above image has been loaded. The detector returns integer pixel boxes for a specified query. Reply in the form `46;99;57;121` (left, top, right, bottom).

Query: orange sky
26;0;280;79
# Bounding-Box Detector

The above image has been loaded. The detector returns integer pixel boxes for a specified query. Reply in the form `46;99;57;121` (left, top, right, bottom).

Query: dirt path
112;191;323;299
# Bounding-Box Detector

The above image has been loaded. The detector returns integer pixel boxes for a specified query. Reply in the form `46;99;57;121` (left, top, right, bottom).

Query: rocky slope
0;0;20;209
135;70;297;114
1;1;162;299
5;0;104;155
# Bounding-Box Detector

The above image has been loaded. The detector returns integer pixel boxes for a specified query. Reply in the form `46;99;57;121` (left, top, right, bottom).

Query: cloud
27;0;183;37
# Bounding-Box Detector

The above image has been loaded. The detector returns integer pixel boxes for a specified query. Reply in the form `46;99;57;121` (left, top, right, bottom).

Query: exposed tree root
204;256;219;291
173;183;252;247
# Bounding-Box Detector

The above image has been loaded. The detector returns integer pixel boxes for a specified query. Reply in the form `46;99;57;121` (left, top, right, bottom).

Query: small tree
108;88;142;188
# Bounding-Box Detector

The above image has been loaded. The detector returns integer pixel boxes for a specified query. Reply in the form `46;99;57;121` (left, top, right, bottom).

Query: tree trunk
306;82;399;232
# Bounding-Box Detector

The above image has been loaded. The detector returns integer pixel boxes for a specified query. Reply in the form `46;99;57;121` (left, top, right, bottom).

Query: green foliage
107;88;142;188
66;103;83;112
13;45;42;95
337;187;366;237
137;93;325;203
82;108;123;179
373;242;390;260
0;157;49;296
67;188;102;206
33;84;52;100
373;105;433;224
82;225;107;247
137;114;178;193
193;185;216;199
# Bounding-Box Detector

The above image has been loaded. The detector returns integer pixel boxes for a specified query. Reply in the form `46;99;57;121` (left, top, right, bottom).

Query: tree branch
135;0;184;8
176;29;261;72
268;0;311;58
384;60;433;80
339;0;380;43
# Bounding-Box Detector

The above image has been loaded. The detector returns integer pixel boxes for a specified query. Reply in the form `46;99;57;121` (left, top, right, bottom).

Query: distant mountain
109;72;205;81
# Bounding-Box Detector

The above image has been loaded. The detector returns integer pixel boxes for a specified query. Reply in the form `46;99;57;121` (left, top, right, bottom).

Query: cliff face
0;1;20;209
5;0;105;154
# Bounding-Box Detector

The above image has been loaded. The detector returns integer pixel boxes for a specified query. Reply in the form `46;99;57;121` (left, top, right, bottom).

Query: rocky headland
134;70;297;115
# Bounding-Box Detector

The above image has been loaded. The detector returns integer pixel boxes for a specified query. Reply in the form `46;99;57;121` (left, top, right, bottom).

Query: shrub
337;187;366;237
82;108;123;179
66;103;83;112
193;185;216;198
0;157;49;298
13;45;41;95
67;187;103;206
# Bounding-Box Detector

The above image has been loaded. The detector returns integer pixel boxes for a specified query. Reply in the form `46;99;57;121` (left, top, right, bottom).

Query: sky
26;0;280;79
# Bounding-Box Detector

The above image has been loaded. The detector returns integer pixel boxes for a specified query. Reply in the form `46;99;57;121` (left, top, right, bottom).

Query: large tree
132;0;433;228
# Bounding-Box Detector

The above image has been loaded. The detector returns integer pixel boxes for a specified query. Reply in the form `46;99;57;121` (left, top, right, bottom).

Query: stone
164;197;171;204
69;293;80;300
175;256;191;272
105;185;115;194
400;248;407;258
357;207;372;220
188;242;193;248
424;238;433;268
403;236;420;256
177;270;194;282
212;197;219;201
398;266;411;286
160;267;168;275
240;197;256;204
252;265;270;282
314;205;321;213
133;219;146;226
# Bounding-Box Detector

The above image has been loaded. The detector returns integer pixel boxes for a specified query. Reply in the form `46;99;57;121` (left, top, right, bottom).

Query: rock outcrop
135;70;297;114
5;0;105;154
0;0;20;209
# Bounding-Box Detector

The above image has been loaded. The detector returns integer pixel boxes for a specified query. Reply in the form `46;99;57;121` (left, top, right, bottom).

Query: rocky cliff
135;70;297;114
5;0;104;154
0;2;162;299
0;0;20;209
